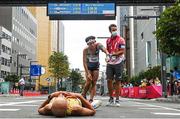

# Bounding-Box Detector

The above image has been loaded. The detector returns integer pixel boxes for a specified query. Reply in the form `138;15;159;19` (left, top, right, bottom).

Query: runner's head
85;36;96;46
51;94;68;117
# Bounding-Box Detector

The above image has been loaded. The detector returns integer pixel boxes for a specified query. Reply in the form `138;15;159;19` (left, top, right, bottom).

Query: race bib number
89;56;99;62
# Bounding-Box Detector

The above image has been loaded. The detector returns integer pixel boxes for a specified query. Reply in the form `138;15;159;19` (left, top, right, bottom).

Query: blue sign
30;65;42;76
48;3;115;15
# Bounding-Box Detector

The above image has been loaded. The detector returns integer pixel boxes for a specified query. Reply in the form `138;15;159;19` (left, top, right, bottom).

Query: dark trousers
170;83;175;96
19;85;25;96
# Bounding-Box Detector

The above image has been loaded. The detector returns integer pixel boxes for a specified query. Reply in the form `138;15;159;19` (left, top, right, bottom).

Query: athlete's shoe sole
91;100;102;109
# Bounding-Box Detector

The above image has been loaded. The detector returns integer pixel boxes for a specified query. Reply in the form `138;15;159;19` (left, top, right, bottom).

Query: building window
1;57;4;65
146;41;152;67
141;32;144;41
2;45;5;53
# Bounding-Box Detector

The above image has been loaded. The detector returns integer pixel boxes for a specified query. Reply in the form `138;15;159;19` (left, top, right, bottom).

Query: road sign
30;65;42;76
47;2;116;20
41;67;46;75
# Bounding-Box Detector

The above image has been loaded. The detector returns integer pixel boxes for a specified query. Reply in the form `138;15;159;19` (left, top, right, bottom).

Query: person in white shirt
18;76;25;96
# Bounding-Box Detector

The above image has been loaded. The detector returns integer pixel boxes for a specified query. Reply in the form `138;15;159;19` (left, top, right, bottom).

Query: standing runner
82;36;109;103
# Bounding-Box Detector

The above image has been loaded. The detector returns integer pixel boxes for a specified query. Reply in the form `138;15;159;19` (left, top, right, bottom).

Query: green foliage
4;74;19;83
129;66;161;86
48;52;70;88
130;75;140;86
154;1;180;55
121;71;129;83
69;69;84;92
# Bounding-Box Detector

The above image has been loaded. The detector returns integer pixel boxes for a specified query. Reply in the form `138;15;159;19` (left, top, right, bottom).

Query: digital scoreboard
47;3;116;20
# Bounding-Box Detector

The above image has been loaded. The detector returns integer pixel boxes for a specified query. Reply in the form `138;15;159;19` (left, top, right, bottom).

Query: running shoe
106;97;114;106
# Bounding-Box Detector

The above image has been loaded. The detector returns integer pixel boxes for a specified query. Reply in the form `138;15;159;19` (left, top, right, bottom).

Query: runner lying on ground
38;91;96;117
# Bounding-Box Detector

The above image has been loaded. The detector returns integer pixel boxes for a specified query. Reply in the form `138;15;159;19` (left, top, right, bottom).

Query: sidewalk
155;95;180;103
97;95;180;103
0;91;42;97
0;93;20;97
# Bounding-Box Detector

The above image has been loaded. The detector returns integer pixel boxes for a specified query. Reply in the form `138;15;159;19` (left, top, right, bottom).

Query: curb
0;94;20;97
156;96;180;103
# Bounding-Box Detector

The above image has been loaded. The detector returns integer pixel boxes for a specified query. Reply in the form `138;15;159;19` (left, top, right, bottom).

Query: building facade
0;7;37;78
116;6;161;77
51;21;65;53
0;26;12;80
28;7;65;90
133;6;160;74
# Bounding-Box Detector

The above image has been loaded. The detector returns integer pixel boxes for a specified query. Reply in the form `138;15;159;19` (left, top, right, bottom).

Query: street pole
57;20;60;52
155;6;167;98
39;75;41;91
124;15;160;20
16;54;27;76
161;52;167;98
16;55;19;76
48;82;50;94
20;64;23;77
29;61;32;89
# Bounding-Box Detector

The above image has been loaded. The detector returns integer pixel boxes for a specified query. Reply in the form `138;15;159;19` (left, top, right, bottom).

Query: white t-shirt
19;78;25;85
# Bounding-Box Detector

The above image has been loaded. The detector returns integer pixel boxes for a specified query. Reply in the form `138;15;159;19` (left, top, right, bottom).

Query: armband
119;44;125;48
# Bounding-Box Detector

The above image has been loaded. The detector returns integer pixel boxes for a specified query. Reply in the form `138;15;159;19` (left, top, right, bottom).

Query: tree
69;69;84;92
4;74;19;89
154;0;180;56
4;74;19;83
48;51;70;90
129;66;161;86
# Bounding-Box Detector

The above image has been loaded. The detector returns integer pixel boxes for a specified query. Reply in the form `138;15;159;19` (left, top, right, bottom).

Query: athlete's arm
71;105;96;116
71;93;96;116
83;48;92;80
38;97;52;115
38;97;51;109
98;43;109;55
49;91;64;98
83;48;88;73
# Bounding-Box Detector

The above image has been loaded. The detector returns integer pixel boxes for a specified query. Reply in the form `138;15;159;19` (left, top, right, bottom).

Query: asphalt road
0;95;180;118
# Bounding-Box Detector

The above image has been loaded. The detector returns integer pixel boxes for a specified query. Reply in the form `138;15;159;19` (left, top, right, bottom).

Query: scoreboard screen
47;3;116;20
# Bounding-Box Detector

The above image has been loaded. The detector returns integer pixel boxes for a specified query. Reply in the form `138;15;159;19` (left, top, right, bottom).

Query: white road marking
130;104;146;106
11;105;38;107
0;100;44;106
16;96;47;99
139;108;163;110
0;109;20;111
153;113;180;115
134;102;180;112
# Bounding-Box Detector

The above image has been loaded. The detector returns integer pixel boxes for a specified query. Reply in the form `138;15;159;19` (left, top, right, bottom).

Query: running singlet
86;43;103;70
66;97;82;115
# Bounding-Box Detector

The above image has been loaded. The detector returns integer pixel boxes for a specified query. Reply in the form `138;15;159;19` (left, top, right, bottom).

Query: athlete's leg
90;70;99;101
82;71;92;98
114;80;120;99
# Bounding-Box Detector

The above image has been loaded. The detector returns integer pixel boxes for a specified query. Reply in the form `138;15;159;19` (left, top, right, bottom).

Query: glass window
146;41;152;67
